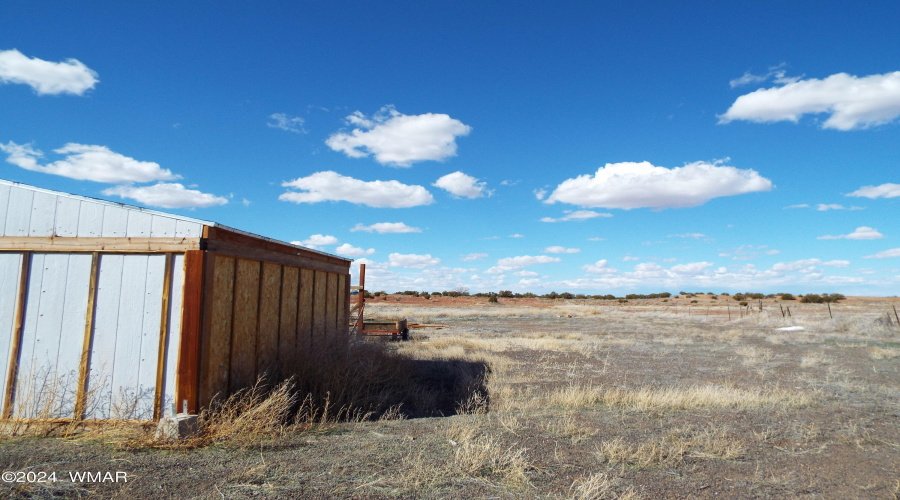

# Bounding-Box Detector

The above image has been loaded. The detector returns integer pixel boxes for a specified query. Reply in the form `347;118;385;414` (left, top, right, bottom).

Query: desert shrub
498;290;514;298
739;301;748;306
780;293;796;301
732;293;746;301
691;300;699;304
801;294;823;304
421;292;431;300
488;294;498;303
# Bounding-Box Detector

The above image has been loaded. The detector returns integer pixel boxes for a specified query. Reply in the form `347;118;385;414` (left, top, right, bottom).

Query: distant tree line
370;289;846;303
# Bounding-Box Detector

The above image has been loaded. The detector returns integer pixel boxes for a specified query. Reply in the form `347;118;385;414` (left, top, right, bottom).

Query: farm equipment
349;264;443;341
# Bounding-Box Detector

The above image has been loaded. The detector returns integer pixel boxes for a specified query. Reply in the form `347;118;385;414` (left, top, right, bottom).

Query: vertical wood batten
176;250;205;415
2;251;30;418
229;259;260;393
153;253;173;421
73;252;100;420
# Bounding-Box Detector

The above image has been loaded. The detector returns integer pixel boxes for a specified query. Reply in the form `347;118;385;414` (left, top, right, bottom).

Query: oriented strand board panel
297;268;314;360
201;255;235;406
278;267;298;378
324;272;338;342
0;252;23;416
337;274;348;339
12;253;91;418
160;253;184;418
312;270;328;350
256;262;281;379
229;259;260;393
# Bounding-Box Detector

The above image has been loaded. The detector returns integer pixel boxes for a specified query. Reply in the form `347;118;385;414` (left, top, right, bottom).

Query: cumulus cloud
864;248;900;259
101;183;227;208
267;113;306;133
669;262;714;275
540;210;612;222
462;253;488;261
486;255;561;274
543;246;580;254
847;183;900;199
784;203;810;209
433;171;490;198
300;234;339;249
582;259;617;274
325;105;471;167
818;226;884;240
1;142;178;184
351;222;422;233
545;161;772;210
280;171;434;208
336;243;375;257
0;49;98;95
719;71;900;130
389;252;441;268
669;233;709;240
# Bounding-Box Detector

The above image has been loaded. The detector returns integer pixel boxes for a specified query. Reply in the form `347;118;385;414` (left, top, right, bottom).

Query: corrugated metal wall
0;252;184;420
0;182;203;238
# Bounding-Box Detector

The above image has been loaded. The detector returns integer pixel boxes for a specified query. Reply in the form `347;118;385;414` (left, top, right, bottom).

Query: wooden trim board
0;236;200;252
2;252;30;419
73;252;100;420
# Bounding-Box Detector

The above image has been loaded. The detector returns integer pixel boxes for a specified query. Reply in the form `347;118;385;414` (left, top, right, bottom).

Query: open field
2;297;900;499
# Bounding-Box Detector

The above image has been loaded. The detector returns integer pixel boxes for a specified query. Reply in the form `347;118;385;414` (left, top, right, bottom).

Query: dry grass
569;472;640;500
869;346;900;360
452;434;531;485
546;383;814;412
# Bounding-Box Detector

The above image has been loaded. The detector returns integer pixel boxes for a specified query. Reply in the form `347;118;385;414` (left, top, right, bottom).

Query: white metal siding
12;253;92;418
161;253;184;417
0;184;203;239
0;253;23;414
86;254;170;419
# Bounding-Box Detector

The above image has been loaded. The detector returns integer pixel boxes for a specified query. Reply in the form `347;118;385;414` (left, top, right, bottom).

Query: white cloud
817;203;845;211
623;256;640;261
669;233;707;239
513;270;540;277
534;188;547;200
1;142;179;184
784;203;810;209
325;105;471;167
300;234;339;248
818;226;884;240
0;49;98;95
823;260;851;268
582;259;617;274
101;183;227;208
462;253;488;262
719;71;900;130
729;64;795;88
433;171;490;198
864;248;900;259
336;243;375;257
545;161;772;209
543;246;580;254
486;255;561;274
540;210;613;222
670;262;714;275
351;222;422;233
848;183;900;199
587;237;606;241
509;234;524;238
267;113;306;133
280;171;434;208
389;252;441;268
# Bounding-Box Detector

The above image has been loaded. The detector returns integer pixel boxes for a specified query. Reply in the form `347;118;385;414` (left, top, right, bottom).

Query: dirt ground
2;297;900;499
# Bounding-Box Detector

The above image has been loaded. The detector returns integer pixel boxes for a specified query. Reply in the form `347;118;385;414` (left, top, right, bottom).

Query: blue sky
2;1;899;295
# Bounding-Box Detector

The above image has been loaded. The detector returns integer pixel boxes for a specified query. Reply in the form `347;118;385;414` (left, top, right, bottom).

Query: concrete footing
154;414;199;440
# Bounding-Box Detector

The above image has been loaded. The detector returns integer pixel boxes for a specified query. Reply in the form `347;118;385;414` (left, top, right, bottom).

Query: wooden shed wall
197;252;349;407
